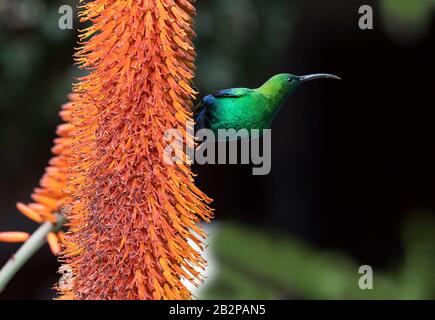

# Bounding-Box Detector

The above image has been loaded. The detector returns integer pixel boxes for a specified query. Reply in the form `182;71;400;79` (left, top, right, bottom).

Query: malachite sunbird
194;73;341;139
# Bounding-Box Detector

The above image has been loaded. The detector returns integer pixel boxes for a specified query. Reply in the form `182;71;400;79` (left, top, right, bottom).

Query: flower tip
0;231;30;243
47;232;62;256
16;202;43;224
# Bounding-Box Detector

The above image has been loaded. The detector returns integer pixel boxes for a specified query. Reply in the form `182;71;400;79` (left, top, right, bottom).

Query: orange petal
57;231;66;243
16;202;43;223
28;203;49;212
39;211;58;223
47;232;61;255
0;231;30;243
31;194;59;211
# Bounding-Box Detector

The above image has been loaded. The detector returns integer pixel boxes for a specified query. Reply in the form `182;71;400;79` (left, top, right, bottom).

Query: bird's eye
288;78;294;83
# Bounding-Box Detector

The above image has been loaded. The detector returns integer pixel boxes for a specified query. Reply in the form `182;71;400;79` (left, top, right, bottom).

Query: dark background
0;0;434;299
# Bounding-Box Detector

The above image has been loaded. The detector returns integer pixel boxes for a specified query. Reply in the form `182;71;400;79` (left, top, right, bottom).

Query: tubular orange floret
57;231;66;244
0;232;30;243
47;232;61;256
57;0;213;300
16;202;43;224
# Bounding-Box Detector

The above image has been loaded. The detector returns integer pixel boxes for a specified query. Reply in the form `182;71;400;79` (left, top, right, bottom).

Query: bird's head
259;73;341;100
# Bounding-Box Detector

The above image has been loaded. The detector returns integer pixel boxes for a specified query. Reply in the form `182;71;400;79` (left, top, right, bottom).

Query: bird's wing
212;88;252;99
193;96;214;131
193;88;254;130
193;88;251;115
192;97;209;118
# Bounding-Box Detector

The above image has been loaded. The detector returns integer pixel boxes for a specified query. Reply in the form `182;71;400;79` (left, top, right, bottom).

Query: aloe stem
0;214;64;294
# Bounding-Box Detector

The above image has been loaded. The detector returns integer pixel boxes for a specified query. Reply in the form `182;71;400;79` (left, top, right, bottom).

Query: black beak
298;74;341;82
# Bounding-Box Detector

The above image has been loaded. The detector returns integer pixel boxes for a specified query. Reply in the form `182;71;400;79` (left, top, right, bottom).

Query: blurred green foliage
0;0;77;187
381;0;435;43
196;0;296;92
202;213;435;299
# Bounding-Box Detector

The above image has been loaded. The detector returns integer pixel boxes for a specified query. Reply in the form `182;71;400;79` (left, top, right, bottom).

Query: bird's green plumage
194;73;339;139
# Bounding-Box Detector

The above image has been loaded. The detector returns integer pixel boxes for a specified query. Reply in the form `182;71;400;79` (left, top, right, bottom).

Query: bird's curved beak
298;74;341;82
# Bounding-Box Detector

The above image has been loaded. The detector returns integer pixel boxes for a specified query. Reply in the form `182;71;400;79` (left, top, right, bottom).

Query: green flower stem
0;213;65;294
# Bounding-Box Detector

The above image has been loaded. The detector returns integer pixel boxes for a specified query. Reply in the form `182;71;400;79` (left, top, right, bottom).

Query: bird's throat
257;80;297;115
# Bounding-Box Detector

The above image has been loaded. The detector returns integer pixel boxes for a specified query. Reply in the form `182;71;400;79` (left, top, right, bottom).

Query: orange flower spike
57;0;213;300
7;93;77;261
0;232;30;243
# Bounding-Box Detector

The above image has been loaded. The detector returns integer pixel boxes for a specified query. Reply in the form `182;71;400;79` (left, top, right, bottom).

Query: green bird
194;73;340;139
